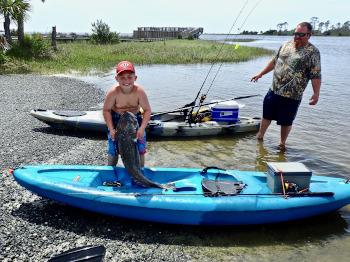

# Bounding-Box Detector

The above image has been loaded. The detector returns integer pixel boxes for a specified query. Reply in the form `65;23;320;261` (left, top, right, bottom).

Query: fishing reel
200;94;206;104
192;109;212;123
284;182;298;192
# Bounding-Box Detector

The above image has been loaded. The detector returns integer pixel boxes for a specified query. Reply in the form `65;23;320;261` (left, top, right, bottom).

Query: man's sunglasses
293;32;310;37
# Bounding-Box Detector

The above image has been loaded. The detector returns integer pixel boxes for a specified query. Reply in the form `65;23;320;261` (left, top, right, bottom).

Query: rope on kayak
299;187;310;193
271;162;312;199
271;162;289;199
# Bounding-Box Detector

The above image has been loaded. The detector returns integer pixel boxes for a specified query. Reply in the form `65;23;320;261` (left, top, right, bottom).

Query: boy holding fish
103;61;151;167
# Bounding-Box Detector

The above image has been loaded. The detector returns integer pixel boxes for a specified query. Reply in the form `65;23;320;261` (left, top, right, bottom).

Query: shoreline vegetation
1;39;273;75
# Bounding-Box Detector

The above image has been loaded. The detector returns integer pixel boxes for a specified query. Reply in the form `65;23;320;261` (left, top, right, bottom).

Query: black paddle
151;94;260;117
48;245;106;262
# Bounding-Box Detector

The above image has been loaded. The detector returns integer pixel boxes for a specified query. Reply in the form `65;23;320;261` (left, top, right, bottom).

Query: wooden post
51;26;57;51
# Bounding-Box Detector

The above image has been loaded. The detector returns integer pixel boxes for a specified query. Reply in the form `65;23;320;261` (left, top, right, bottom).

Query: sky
2;0;350;34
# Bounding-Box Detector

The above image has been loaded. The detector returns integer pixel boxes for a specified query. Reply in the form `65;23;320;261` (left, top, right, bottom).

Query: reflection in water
13;196;350;261
147;133;288;172
255;140;288;171
187;211;348;247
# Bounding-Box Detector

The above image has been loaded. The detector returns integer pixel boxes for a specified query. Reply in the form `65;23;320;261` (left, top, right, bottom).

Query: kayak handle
201;166;226;175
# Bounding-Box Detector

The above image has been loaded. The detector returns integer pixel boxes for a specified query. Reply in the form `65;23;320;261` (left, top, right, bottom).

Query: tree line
242;17;350;36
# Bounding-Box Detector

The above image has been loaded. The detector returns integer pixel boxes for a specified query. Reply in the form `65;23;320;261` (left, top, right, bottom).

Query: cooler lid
211;100;239;109
267;162;311;173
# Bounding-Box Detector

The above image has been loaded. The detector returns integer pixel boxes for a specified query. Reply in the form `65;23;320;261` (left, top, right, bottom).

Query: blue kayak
12;164;350;225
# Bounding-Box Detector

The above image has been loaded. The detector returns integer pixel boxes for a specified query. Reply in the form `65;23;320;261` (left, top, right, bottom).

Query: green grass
1;39;274;75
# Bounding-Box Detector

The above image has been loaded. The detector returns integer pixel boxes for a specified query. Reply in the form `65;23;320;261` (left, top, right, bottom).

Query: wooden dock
9;26;204;43
133;27;203;39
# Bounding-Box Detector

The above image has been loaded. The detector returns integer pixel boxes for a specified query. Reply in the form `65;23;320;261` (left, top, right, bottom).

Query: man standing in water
251;22;321;150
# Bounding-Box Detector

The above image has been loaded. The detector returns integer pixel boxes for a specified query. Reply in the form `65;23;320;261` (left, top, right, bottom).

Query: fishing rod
190;0;249;108
131;191;335;197
151;94;260;117
69;191;335;197
200;0;263;100
192;0;264;120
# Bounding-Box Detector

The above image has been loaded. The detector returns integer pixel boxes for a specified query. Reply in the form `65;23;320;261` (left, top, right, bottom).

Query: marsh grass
1;39;273;75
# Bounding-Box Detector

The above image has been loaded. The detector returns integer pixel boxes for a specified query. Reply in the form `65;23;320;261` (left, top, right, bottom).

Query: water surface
81;35;350;176
79;35;350;261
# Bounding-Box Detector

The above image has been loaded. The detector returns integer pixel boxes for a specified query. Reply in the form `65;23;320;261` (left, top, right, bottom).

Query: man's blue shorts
107;110;146;156
263;89;301;126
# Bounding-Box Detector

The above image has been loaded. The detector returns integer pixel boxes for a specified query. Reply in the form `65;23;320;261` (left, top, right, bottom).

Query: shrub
187;34;194;40
8;33;51;59
0;52;8;64
177;33;183;39
91;19;120;44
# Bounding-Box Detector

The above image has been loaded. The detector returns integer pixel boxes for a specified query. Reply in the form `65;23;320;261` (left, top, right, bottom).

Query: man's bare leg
140;154;145;167
279;125;292;150
256;118;272;140
108;154;118;166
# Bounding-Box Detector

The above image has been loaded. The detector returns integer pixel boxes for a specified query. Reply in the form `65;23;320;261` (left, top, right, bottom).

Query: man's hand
251;73;262;82
309;93;319;105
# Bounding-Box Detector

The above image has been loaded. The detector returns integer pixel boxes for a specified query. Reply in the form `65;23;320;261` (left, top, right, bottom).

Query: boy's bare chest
114;93;139;109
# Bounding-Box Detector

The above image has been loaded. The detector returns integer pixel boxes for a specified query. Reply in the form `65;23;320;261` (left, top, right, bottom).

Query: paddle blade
48;245;106;262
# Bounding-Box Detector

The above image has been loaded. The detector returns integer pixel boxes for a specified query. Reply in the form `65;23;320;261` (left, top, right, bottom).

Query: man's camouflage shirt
271;40;321;100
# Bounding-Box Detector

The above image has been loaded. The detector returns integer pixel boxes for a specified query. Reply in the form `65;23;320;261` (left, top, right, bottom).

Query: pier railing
133;27;203;39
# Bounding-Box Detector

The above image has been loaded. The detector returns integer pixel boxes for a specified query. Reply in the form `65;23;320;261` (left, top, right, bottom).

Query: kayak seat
53;110;87;117
202;178;246;196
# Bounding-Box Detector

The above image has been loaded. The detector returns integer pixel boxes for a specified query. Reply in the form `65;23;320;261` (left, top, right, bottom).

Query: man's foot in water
256;132;264;140
277;143;286;151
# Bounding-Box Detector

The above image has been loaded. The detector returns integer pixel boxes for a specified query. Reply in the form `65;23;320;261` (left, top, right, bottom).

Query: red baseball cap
116;61;135;75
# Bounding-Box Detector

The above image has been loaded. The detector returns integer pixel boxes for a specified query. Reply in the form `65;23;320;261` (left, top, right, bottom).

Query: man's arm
309;78;321;105
251;58;275;82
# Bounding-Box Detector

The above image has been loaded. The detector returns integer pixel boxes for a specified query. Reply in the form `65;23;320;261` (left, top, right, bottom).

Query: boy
103;61;151;167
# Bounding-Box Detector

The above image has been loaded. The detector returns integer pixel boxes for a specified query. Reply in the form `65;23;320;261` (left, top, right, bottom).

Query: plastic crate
267;162;312;193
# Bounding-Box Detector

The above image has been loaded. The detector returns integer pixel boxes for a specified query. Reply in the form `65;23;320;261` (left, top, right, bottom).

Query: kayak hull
30;109;260;136
13;165;350;225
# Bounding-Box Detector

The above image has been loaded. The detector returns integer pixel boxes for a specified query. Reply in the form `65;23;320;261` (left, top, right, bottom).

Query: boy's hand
110;129;116;141
136;128;144;140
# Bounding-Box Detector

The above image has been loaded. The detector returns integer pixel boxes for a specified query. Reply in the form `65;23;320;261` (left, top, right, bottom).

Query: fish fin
163;182;176;190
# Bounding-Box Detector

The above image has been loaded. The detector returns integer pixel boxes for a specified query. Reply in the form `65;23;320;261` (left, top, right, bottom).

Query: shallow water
78;35;350;260
80;35;350;176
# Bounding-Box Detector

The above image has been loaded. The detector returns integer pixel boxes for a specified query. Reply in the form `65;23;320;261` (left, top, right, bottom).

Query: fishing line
202;0;263;99
192;0;263;118
191;0;249;106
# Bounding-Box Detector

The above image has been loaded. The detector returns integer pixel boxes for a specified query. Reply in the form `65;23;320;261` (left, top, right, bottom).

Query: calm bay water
79;35;350;261
82;35;350;177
